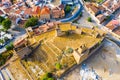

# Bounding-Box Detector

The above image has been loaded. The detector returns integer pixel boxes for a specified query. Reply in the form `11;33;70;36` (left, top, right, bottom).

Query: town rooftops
3;7;11;13
86;3;99;15
0;10;4;15
113;26;120;35
102;0;120;12
96;14;106;23
106;20;120;31
40;6;50;15
33;6;41;14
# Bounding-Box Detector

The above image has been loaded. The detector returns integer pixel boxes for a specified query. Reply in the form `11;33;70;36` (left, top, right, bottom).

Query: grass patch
0;50;13;66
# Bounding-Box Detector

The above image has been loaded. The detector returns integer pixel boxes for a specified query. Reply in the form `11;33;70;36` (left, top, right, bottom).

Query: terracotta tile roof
0;4;3;7
47;22;54;28
96;14;106;23
86;3;99;15
106;20;120;27
40;6;50;15
33;6;40;13
102;0;111;8
18;6;27;11
15;10;21;14
113;28;120;35
24;8;32;15
39;24;49;32
51;7;65;18
59;4;65;9
3;7;11;13
31;6;41;15
102;0;120;12
106;25;116;31
0;10;4;15
106;20;120;31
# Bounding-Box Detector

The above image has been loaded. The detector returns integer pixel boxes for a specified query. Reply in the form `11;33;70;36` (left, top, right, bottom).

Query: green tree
0;39;4;44
66;48;73;54
41;72;54;80
4;37;9;42
48;78;54;80
0;16;5;24
5;43;14;50
65;5;71;13
87;17;92;22
2;19;11;30
24;17;38;28
55;63;62;70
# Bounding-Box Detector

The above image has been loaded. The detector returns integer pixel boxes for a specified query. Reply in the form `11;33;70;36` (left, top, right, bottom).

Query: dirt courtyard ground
64;39;120;80
7;60;31;80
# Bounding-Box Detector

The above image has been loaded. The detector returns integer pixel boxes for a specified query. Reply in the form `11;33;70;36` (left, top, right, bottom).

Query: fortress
14;22;106;79
55;23;105;64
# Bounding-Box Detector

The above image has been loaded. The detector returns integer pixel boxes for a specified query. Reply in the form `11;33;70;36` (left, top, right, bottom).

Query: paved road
59;0;83;22
0;25;26;54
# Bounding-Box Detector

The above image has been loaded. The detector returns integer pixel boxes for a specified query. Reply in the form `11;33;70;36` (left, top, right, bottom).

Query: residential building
51;7;65;19
0;10;4;15
102;0;120;13
85;3;99;16
40;6;50;20
32;6;41;17
96;14;106;23
113;28;120;36
106;20;120;31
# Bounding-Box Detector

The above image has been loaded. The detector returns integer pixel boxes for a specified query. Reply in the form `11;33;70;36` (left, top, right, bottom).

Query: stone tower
55;24;65;37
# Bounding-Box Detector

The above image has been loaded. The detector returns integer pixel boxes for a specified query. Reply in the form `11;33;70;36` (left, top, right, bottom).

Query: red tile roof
106;20;120;31
3;8;11;13
0;10;4;15
113;28;120;35
24;8;32;15
40;6;50;15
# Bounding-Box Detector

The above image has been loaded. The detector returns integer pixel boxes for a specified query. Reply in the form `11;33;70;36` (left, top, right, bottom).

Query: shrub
48;78;54;80
65;5;71;13
0;16;5;24
0;39;4;44
79;12;82;16
65;31;70;36
55;63;62;70
87;17;92;22
41;72;54;80
66;48;73;54
24;17;38;28
5;43;14;50
4;37;9;42
2;19;11;30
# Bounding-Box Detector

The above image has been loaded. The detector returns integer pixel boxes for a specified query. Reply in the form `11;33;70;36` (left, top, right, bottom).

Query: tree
0;16;5;24
5;43;14;50
48;78;54;80
24;17;38;28
41;72;54;80
4;37;9;42
87;17;92;22
79;12;82;16
2;19;11;30
55;63;62;70
65;5;71;13
0;39;4;44
66;48;73;54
